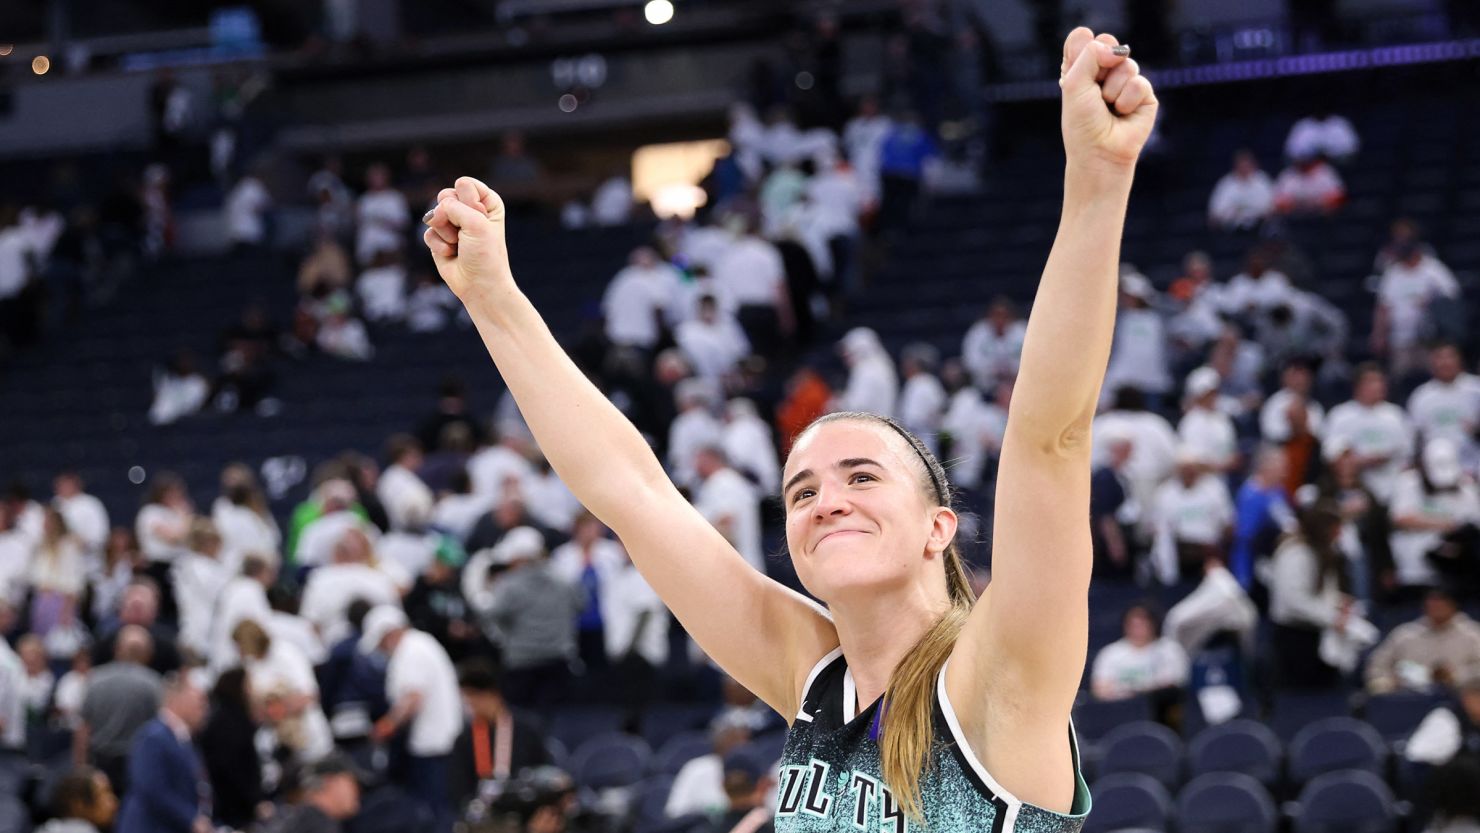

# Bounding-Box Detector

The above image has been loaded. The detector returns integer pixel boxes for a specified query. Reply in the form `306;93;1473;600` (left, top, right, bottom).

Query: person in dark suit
115;671;213;833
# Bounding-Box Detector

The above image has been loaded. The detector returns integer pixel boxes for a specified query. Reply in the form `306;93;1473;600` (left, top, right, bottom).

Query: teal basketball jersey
773;648;1092;833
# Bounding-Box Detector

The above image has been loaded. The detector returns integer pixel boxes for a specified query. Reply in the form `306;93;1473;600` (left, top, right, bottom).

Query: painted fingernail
422;209;435;224
1112;44;1131;57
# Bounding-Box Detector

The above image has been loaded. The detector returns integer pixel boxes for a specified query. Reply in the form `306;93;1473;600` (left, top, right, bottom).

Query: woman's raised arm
947;28;1158;812
424;179;836;718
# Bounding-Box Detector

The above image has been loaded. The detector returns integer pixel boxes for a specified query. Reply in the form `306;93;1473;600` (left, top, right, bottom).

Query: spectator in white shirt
897;343;948;455
1374;240;1461;378
1324;364;1416;503
941;371;1008;492
232;618;333;763
378;435;434;533
1150;450;1236;585
355;250;408;323
1208;149;1275;231
1262;357;1326;444
355;163;409;265
466;431;536;503
1409;343;1480;458
1094;388;1179;539
170;520;230;662
842;96;892;203
1273;153;1346;216
603;247;683;351
1284;111;1360;164
834;327;898;417
549;513;627;677
432;471;493;547
1091;604;1190;702
208;554;276;675
224;172;271;250
135;474;193;567
693;447;765;574
149;351;210;426
362;605;462;832
1388;438;1480;592
211;464;280;573
1374;218;1438;274
53;471;109;561
709;221;794;351
315;295;374;362
721;399;781;497
1269;501;1356;688
1103;272;1172;407
1179;367;1240;474
960;297;1026;391
29;508;86;643
300;529;402;646
1163;554;1258;658
1221;249;1294;320
676;294;750;382
666;711;755;819
668;379;725;490
590;174;634;226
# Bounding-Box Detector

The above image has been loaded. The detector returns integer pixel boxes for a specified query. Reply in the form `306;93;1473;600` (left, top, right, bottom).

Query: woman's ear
927;506;959;556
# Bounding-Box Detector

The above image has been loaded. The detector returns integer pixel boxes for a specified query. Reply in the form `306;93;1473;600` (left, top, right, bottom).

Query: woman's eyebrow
784;458;885;497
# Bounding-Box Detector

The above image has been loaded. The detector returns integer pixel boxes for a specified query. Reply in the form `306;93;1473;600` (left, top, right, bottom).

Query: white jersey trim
936;658;1024;831
794;646;844;724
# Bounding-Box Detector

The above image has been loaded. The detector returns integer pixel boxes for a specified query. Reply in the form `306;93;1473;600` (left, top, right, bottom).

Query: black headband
877;418;949;506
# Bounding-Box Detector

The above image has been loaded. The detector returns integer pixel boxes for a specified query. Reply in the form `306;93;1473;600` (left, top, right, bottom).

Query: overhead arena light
644;0;674;26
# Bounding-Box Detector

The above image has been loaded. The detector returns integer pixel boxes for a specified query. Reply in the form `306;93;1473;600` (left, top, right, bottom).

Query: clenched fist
1059;28;1159;174
422;176;515;302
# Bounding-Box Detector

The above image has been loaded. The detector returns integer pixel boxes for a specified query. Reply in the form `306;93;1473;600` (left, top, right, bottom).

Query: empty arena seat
631;774;678;827
1359;692;1446;742
1271;691;1354;741
1098;721;1186;789
1073;696;1154;744
1188;719;1283;787
1292;770;1400;833
548;705;626;751
1083;773;1174;833
1288;718;1387;787
1176;772;1279;833
570;732;652;790
652;731;713;776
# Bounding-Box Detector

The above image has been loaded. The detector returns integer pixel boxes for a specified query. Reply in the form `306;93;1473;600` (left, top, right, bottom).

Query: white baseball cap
1185;366;1221;400
490;526;546;566
357;605;408;655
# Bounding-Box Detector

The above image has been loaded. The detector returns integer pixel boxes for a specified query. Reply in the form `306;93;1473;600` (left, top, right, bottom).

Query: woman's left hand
1060;27;1159;175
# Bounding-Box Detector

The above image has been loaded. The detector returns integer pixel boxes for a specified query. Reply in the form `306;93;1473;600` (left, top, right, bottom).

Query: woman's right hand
423;177;515;303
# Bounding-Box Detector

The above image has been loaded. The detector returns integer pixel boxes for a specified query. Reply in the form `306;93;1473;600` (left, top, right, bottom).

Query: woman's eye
793;489;815;504
851;474;875;484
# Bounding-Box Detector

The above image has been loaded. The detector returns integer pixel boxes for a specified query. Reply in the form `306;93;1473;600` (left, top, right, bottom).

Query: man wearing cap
713;750;776;833
462;527;583;709
361;605;461;833
266;752;364;833
403;535;483;662
1178;366;1239;474
1102;270;1172;408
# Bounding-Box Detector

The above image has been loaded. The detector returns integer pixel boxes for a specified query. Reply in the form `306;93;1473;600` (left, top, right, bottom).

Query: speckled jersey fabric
773;650;1092;833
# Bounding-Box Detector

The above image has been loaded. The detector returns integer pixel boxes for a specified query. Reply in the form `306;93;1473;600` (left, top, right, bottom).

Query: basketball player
423;28;1156;832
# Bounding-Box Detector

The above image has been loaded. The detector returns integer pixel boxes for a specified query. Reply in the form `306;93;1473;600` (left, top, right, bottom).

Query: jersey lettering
801;760;833;817
849;773;880;830
881;784;907;833
777;766;807;816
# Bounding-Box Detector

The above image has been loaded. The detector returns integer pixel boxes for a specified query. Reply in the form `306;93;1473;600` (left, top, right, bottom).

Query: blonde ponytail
879;542;976;822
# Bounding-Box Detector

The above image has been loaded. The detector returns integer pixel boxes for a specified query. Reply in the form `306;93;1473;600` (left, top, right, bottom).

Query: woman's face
781;421;954;603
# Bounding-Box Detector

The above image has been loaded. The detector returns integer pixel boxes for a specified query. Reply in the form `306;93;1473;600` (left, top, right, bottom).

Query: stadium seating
570;732;653;790
652;731;712;776
1083;773;1174;833
1291;770;1401;833
1176;772;1280;833
1288;718;1388;788
1098;721;1186;790
1187;719;1283;788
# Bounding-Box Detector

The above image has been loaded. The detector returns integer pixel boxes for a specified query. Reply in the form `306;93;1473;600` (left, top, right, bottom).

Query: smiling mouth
815;530;866;549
